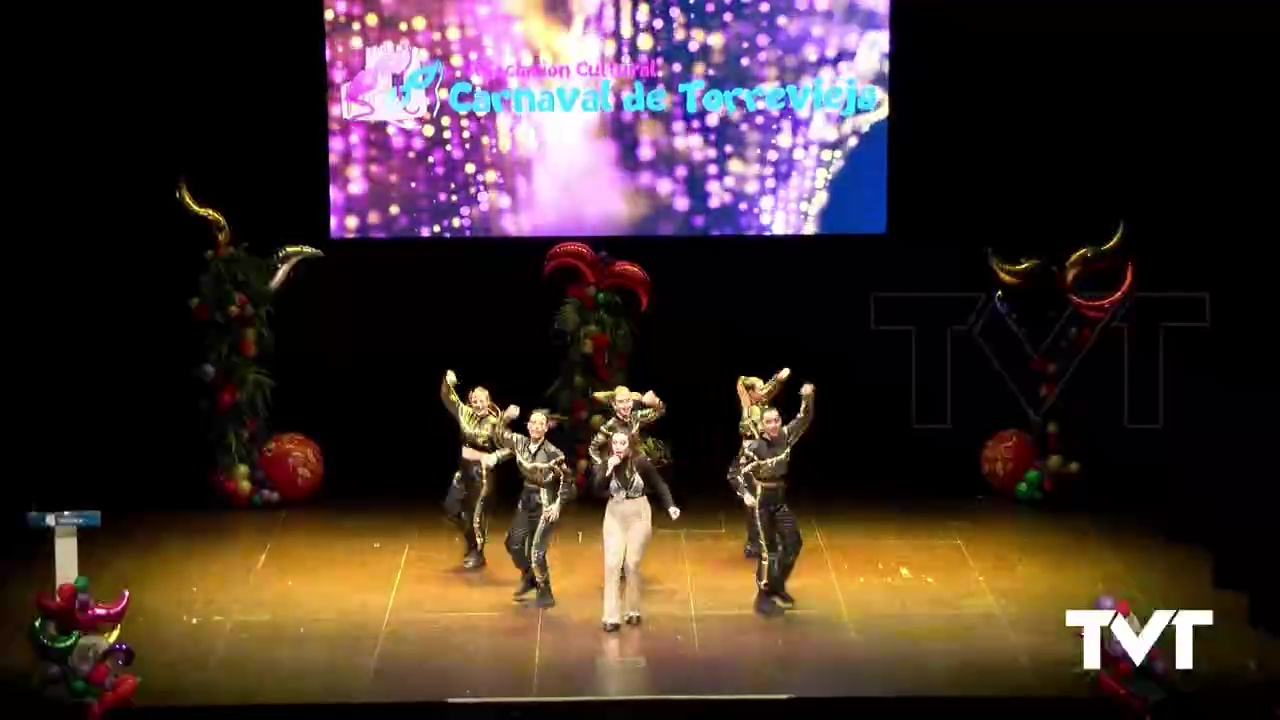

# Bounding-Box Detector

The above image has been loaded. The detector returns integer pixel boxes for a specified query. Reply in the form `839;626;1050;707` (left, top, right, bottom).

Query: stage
4;500;1275;705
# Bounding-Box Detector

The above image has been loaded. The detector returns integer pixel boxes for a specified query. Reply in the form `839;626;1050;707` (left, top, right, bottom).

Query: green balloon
250;494;263;506
68;679;89;697
30;617;79;658
73;576;90;593
1023;468;1043;487
1031;490;1044;500
596;292;608;304
1014;481;1028;496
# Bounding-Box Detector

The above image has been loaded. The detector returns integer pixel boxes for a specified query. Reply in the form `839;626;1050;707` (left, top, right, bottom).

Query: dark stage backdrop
18;2;1272;619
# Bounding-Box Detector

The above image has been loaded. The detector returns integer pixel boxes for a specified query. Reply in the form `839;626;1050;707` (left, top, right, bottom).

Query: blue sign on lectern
26;511;102;529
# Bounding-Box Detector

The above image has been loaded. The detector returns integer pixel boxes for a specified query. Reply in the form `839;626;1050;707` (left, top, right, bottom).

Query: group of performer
438;367;814;629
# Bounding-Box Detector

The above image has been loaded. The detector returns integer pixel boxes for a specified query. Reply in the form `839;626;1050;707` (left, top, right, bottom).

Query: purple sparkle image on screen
325;0;889;238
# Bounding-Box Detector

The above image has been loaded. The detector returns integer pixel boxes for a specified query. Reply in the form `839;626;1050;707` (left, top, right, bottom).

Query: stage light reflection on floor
4;501;1275;705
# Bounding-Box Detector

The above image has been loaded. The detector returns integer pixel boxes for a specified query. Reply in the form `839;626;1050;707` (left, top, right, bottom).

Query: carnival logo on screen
341;42;443;128
341;41;881;127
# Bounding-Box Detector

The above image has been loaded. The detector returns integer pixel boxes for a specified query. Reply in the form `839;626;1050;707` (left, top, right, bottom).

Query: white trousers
602;496;652;623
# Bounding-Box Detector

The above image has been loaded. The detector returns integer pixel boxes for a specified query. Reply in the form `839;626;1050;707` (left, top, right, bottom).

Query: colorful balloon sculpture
541;243;665;490
181;181;324;508
980;224;1132;502
31;576;138;718
1082;594;1170;716
543;242;652;312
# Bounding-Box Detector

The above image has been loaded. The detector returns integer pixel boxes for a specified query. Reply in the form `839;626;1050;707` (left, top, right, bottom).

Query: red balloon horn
90;674;139;719
543;242;601;285
36;587;130;634
598;260;652;312
1067;262;1133;319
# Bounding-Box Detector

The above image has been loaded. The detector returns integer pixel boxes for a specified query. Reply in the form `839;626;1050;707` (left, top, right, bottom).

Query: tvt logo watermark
869;292;1210;428
1066;609;1213;670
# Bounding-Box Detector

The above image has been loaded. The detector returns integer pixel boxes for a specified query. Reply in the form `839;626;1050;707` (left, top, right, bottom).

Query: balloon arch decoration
980;224;1133;502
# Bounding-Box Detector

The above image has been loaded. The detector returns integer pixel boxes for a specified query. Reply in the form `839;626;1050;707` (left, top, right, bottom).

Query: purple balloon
1095;595;1117;610
102;642;135;667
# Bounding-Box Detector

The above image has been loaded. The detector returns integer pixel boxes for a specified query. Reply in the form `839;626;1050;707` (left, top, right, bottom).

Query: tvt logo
869;292;1210;428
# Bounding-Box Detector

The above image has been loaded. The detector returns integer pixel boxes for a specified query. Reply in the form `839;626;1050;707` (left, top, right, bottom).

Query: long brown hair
609;430;643;476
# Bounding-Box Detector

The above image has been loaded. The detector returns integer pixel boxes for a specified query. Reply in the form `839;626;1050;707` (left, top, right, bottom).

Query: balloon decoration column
541;243;664;493
979;224;1134;502
1079;593;1171;715
181;182;326;506
31;576;138;718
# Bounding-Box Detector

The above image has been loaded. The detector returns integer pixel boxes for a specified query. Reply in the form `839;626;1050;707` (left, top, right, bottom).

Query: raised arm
736;378;752;412
758;370;788;403
635;391;666;427
440;371;475;426
784;386;814;445
736;379;758;436
636;457;675;510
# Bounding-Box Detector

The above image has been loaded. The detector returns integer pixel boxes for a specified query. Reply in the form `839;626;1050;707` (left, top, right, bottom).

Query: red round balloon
259;433;324;501
980;429;1036;493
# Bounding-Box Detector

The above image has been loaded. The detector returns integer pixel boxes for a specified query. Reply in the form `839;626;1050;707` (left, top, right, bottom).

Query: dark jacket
591;455;674;509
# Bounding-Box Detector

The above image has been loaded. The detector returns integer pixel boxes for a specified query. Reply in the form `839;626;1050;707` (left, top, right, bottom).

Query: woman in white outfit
593;431;680;632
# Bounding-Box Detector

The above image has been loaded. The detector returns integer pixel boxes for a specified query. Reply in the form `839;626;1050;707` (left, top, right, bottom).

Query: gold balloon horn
269;245;324;292
1066;221;1124;269
177;179;231;249
1065;221;1124;285
987;249;1041;286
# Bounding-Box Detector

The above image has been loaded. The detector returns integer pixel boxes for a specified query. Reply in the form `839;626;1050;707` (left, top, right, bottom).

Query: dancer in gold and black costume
587;386;666;469
441;370;514;570
731;383;814;616
730;369;790;559
485;406;573;608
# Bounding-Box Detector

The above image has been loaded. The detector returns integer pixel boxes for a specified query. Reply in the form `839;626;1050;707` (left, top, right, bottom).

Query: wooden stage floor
3;500;1276;705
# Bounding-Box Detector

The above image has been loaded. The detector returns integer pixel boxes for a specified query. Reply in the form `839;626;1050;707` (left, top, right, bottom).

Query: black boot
744;544;762;560
769;587;796;608
754;590;784;617
535;582;556;609
513;571;537;598
462;547;486;569
602;621;621;632
625;612;642;626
